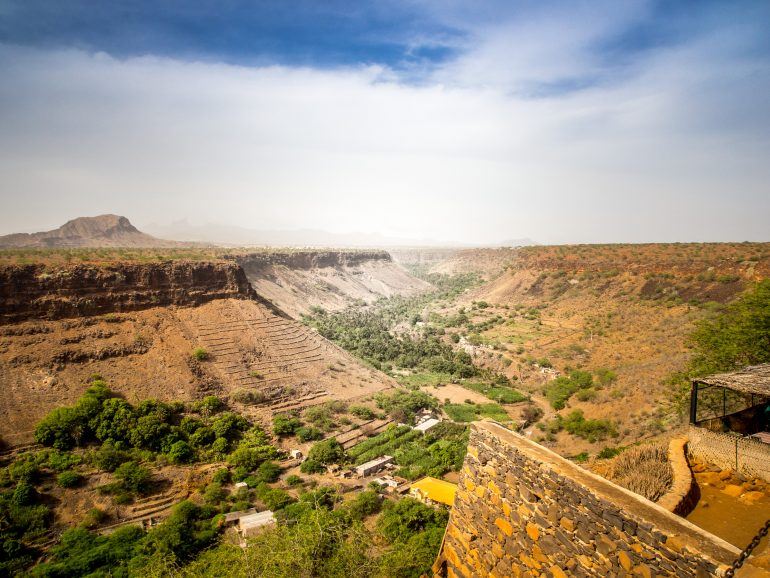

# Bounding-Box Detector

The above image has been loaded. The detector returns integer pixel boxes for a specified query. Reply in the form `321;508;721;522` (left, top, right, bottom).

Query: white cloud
0;4;768;245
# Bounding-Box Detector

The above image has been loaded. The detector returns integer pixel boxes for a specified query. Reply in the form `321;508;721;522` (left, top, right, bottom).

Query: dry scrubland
418;243;770;455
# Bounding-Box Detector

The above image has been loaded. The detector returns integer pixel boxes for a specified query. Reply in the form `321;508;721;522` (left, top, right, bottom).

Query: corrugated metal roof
239;510;276;531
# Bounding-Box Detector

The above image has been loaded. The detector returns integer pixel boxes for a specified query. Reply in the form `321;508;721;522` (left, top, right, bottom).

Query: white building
239;510;276;537
414;417;441;433
355;455;394;477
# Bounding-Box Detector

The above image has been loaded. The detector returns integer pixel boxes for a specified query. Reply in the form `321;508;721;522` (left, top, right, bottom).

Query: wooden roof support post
690;381;698;424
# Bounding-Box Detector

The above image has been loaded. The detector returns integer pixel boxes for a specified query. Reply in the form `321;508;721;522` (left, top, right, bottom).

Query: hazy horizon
1;1;769;245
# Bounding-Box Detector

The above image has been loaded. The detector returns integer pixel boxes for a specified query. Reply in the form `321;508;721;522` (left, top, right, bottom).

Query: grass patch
461;381;527;404
444;402;510;423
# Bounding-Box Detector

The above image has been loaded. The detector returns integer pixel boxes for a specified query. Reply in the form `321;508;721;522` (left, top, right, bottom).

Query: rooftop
694;364;770;396
410;476;457;506
239;510;276;531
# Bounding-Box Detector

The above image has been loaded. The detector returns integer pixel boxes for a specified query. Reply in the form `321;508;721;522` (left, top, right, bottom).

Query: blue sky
0;0;768;243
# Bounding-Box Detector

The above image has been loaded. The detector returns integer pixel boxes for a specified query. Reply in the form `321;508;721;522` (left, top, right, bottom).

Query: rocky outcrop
0;261;256;322
0;214;183;248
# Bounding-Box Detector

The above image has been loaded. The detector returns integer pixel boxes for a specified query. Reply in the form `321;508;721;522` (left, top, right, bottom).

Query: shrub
286;474;304;487
113;461;151;494
296;426;323;442
273;414;303;436
307;439;344;465
167;441;194;464
300;459;325;474
192;348;209;361
349;406;377;420
255;461;281;484
57;470;83;488
377;497;449;544
212;468;231;485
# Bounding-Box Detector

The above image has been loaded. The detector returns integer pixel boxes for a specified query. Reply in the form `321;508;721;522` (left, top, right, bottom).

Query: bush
299;459;325;474
192;348;209;361
57;470;83;488
307;439;344;465
377;497;449;544
113;461;151;494
254;461;281;484
349;406;377;420
273;414;303;436
167;441;194;464
296;426;323;442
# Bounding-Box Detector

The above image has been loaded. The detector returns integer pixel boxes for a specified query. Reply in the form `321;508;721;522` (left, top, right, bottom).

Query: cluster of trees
541;369;617;410
34;381;276;474
150;491;447;578
688;279;770;376
31;500;220;577
306;305;477;377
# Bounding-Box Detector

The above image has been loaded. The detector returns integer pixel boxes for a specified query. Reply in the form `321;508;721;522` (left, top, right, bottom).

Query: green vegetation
33;381;276;472
192;347;209;361
541;410;618;443
688;279;770;376
443;402;510;423
374;390;438;424
32;500;220;576
543;370;596;409
348;422;468;480
461;378;527;404
303;274;481;379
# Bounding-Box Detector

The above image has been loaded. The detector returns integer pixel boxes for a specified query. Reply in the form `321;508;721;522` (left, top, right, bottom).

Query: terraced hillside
0;258;398;446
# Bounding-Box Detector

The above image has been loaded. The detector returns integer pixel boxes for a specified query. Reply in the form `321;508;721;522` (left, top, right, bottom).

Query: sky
0;0;769;245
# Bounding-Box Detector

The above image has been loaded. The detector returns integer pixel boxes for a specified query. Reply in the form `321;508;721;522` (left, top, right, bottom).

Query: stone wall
433;422;753;578
688;425;770;482
657;437;698;516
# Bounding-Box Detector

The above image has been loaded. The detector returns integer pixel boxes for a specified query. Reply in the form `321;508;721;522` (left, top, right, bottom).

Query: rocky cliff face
0;261;256;322
234;250;431;318
232;249;392;270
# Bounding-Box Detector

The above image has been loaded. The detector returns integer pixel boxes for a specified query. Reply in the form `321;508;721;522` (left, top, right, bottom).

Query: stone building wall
433;422;754;578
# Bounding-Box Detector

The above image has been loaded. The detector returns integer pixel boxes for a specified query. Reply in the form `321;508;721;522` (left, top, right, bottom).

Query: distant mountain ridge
0;215;184;248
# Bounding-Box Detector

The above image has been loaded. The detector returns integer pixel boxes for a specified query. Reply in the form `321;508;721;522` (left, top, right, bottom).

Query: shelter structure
688;364;770;480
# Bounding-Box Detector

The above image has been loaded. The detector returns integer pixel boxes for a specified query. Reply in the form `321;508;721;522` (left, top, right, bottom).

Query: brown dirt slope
237;251;431;318
0;215;184;248
432;243;770;455
0;298;394;445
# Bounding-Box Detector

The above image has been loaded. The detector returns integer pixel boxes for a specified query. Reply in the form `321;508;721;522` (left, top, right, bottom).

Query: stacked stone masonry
433;422;765;578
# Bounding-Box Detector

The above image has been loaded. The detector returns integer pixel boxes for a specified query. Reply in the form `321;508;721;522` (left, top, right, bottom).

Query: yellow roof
410;477;457;506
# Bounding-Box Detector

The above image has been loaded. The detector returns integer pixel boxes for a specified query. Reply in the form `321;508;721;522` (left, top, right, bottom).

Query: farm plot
347;422;468;481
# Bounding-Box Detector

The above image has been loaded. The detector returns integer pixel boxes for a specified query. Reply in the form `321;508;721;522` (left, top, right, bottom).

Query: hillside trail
522;393;555;438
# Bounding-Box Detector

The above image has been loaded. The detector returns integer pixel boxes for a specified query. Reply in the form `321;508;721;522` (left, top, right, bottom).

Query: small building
223;508;257;525
234;481;249;490
355;455;394;477
239;510;276;537
414;417;441;433
290;449;303;460
688;364;770;481
372;476;399;489
410;477;457;507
